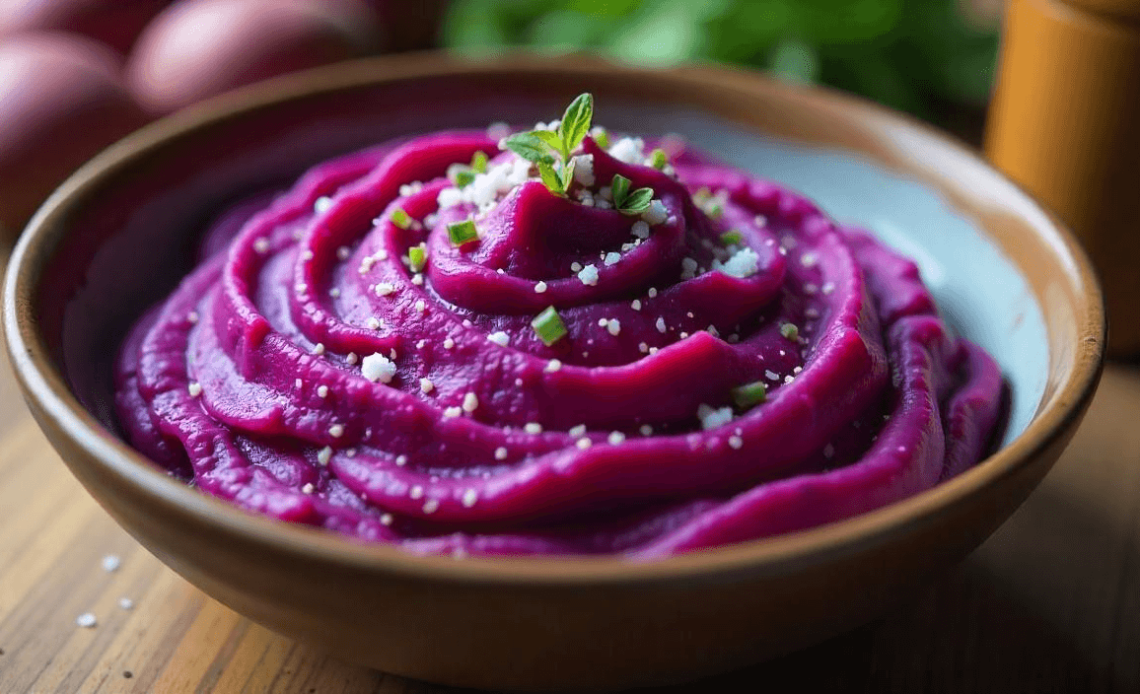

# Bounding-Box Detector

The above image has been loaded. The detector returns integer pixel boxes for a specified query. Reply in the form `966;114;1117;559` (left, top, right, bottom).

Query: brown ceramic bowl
3;53;1105;691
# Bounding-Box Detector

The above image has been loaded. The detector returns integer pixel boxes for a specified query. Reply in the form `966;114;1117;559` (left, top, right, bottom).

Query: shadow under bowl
2;53;1105;691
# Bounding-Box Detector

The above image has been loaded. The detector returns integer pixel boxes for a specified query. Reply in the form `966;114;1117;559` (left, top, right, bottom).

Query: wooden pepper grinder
987;0;1140;355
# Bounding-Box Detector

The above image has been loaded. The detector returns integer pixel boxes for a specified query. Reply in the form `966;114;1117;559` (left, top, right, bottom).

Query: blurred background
0;0;1002;236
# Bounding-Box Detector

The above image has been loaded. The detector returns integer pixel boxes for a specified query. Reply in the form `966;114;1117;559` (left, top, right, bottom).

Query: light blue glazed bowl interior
621;107;1045;447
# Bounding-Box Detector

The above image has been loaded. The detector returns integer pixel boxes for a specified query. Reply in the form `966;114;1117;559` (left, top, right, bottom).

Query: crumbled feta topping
462;489;479;508
534;281;548;294
188;382;202;397
639;424;654;436
572;154;595;186
545;359;562;372
713;247;760;279
697;404;734;430
410;485;424;499
487;331;510;347
312;343;325;355
728;435;744;449
253;237;270;254
494;446;509;460
648;287;658;298
337;246;351;261
681;256;699;280
608;431;626;445
415;299;426;313
604;252;621;266
569;424;587;437
444;406;462;418
631;220;650;239
423;499;439;514
524;422;543;434
395;455;407;466
577;263;599;286
362;353;397;384
346;352;358;365
631;299;642;311
443;337;455;349
609;137;645;164
606;319;621;336
420;377;434;393
317;446;332;466
576;438;592;449
655;317;667;334
642;199;667;225
462;392;479;413
302;483;314;494
329;424;344;438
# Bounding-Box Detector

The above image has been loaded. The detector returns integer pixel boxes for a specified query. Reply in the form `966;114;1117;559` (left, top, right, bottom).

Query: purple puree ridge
113;128;1004;559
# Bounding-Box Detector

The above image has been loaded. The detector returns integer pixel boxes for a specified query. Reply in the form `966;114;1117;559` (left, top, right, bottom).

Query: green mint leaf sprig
501;93;595;196
610;174;654;216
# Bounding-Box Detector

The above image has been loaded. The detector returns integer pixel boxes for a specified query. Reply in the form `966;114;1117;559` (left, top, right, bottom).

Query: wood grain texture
1;359;1138;693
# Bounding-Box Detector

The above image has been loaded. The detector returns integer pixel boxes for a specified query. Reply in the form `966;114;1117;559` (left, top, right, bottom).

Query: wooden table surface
2;342;1139;693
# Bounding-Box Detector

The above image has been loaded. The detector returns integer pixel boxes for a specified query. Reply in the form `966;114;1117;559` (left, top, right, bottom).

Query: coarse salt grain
118;598;134;611
76;612;97;628
697;404;733;430
101;555;120;572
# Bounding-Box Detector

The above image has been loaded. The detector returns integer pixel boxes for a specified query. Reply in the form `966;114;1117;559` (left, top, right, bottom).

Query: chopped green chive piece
720;230;743;245
731;381;768;409
390;207;413;230
448;163;476;188
471;150;488;173
593;127;610;149
780;323;800;341
447;219;478;247
650;148;668;170
408;243;427;272
531;306;568;346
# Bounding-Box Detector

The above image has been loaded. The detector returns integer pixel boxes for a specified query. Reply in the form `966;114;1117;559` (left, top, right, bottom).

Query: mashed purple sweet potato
114;96;1003;558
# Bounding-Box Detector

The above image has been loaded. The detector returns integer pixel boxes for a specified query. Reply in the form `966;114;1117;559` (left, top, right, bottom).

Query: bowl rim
3;51;1106;586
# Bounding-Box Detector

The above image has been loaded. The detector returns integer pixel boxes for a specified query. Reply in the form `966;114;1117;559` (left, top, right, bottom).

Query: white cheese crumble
444;407;462;418
487;331;510;347
361;353;397;383
576;438;592;449
729;435;744;449
118;598;134;611
188;382;202;397
317;446;332;466
631;220;650;239
606;319;621;336
329;424;344;438
648;287;658;298
524;422;543;434
569;424;587;437
604;252;621;266
655;317;667;334
642;199;667;225
572;154;595;186
609;137;645;164
495;446;509;460
534;281;548;293
461;489;479;508
608;431;626;445
253;237;270;254
462;392;479;413
697;404;734;430
410;485;424;499
420;377;434;393
713;247;760;279
443;337;455;349
312;343;325;355
681;257;699;279
423;499;439;514
631;299;642;311
545;359;562;372
415;299;426;313
577;263;599;286
302;483;314;494
366;317;382;330
639;424;654;436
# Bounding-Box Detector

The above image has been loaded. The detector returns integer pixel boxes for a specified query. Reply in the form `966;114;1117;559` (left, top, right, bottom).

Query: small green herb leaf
650;148;668;170
780;323;800;341
592;127;610;149
611;174;631;208
558;93;593;158
533;129;563;153
537;161;563;195
504;132;555;164
618;187;653;215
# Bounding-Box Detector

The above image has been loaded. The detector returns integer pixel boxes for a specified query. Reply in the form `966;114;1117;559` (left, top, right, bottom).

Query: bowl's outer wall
6;55;1106;691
